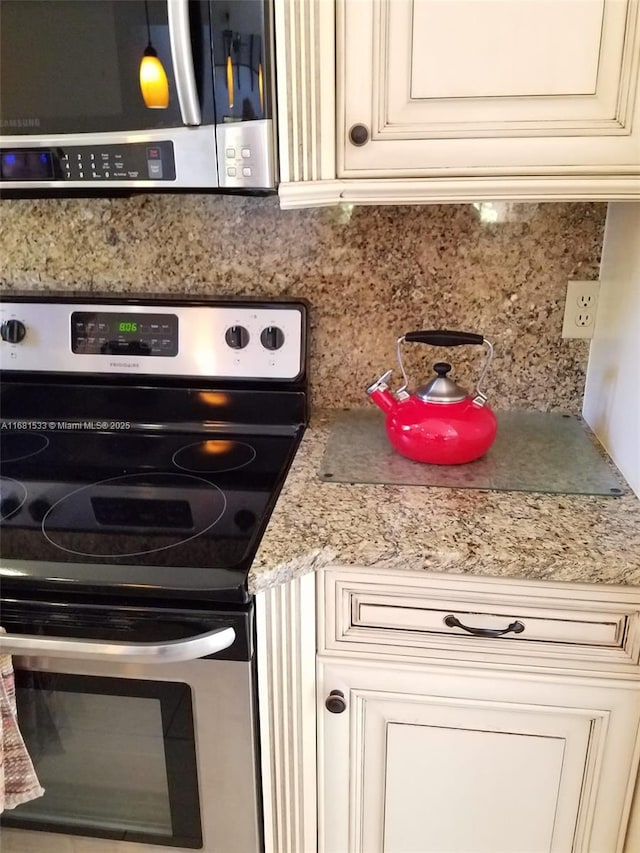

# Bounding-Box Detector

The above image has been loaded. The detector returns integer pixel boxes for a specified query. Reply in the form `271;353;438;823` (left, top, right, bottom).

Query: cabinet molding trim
351;688;609;853
274;0;336;183
256;573;317;853
371;0;639;137
279;176;640;208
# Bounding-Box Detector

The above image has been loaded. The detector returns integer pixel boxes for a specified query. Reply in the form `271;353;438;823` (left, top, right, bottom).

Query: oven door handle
168;0;202;125
0;626;236;664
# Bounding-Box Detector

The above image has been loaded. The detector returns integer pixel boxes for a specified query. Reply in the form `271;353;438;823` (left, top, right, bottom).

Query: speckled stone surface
0;197;605;411
2;196;632;591
248;410;640;593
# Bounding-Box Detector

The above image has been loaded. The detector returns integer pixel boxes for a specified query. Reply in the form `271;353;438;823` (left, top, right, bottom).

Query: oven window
1;672;202;848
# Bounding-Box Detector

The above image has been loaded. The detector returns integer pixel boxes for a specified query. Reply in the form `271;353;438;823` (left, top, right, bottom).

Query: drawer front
356;596;624;646
320;569;640;673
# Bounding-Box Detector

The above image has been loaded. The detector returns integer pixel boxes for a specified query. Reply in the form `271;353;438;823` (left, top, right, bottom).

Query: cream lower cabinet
316;569;640;853
256;570;640;853
318;660;640;853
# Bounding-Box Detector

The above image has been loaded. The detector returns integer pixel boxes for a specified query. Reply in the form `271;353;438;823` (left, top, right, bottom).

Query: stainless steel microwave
0;0;276;193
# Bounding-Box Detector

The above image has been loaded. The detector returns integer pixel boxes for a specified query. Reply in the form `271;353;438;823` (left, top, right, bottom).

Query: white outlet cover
562;280;600;339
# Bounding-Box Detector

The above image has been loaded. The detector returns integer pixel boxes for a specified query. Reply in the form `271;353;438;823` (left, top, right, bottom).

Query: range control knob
1;319;26;343
225;325;249;350
260;326;285;351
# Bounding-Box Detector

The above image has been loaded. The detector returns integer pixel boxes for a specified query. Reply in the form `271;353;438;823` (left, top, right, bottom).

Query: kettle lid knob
416;362;468;404
433;362;452;377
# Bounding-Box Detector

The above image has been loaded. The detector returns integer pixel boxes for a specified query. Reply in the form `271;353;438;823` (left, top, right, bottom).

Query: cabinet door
339;0;640;176
318;660;640;853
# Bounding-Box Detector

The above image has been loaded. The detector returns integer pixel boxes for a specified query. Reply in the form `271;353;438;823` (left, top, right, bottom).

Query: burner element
173;439;257;473
0;477;28;521
41;472;227;558
0;432;50;463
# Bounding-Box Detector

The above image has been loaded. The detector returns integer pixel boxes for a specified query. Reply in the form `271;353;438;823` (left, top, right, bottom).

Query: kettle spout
366;371;398;414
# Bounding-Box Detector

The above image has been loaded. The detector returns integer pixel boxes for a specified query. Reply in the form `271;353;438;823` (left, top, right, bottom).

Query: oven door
0;599;262;853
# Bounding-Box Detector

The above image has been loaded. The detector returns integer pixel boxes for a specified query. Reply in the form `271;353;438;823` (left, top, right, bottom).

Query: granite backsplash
0;196;606;411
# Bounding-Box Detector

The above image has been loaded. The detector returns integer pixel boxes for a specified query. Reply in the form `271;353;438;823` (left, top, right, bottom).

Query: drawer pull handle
444;615;525;638
325;690;347;714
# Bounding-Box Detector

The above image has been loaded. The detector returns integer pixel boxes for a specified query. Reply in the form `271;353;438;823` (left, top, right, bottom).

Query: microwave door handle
0;626;235;664
167;0;202;125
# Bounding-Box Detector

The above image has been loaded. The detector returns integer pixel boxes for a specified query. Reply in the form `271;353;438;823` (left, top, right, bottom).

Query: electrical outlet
562;280;600;339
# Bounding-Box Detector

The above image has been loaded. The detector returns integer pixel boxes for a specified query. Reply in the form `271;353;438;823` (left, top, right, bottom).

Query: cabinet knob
348;124;370;146
325;689;347;714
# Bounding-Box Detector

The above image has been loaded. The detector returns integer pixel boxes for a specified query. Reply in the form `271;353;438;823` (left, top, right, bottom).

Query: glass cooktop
0;426;300;602
0;298;308;605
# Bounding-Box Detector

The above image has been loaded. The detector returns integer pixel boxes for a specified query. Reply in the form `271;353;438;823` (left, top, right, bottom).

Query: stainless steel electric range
0;294;307;853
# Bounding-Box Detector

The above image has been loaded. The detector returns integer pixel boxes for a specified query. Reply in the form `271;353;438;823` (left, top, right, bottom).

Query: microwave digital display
1;149;53;180
71;312;179;357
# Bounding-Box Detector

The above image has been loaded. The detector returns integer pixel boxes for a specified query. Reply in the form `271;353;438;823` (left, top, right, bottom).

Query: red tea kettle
366;330;497;465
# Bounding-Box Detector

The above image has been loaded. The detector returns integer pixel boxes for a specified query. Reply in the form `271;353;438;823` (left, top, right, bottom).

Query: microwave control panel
0;142;176;182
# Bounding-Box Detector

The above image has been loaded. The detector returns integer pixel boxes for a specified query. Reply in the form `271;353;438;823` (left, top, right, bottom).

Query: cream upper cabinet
275;0;640;206
340;0;640;176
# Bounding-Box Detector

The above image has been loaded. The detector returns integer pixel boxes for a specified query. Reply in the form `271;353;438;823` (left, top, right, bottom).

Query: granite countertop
248;410;640;593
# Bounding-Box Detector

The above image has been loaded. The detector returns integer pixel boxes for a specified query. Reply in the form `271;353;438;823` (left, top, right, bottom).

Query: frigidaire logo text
110;362;140;369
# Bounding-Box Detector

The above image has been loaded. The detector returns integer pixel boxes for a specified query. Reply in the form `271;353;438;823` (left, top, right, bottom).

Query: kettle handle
404;330;484;347
396;330;494;404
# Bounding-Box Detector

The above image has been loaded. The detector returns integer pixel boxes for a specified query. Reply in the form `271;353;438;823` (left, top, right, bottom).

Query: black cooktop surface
0;421;301;603
0;297;308;605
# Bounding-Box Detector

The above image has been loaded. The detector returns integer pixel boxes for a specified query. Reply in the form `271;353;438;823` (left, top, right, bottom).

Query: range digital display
71;312;178;357
1;149;54;180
